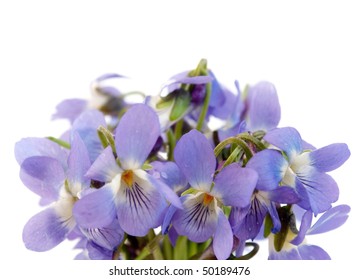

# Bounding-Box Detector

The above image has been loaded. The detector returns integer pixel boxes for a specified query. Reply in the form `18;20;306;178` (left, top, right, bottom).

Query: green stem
47;136;70;149
252;130;266;139
174;119;184;141
147;229;164;260
221;147;241;169
135;248;151;260
166;129;176;161
162;235;173;260
214;136;252;160
174;236;188;260
239;133;266;151
196;81;212;131
229;242;259;260
188;241;198;259
182;59;207;91
112;234;127;260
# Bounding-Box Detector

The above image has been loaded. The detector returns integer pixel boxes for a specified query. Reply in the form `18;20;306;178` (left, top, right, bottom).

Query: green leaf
169;89;191;121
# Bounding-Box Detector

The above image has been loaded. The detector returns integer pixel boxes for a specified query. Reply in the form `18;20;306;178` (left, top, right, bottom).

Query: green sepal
97;126;116;154
169;89;191;121
142;163;153;170
181;187;199;196
263;214;273;238
273;205;292;252
223;206;232;217
156;95;175;110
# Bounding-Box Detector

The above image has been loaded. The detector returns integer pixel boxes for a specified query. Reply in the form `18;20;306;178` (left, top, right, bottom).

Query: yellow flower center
203;193;214;205
122;170;134;187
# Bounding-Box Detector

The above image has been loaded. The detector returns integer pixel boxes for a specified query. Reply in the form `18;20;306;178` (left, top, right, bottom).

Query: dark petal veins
172;194;218;242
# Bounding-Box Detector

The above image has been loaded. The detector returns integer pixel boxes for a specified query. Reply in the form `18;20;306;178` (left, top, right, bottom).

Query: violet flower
52;73;133;123
251;127;350;215
269;204;350;259
230;186;299;256
18;133;91;251
163;129;258;259
73;104;182;236
219;80;281;140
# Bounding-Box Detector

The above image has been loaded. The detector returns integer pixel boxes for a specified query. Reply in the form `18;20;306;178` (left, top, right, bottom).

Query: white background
1;0;358;278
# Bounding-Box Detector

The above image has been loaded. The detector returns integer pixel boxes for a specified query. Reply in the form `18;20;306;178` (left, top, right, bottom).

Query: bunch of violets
15;59;351;260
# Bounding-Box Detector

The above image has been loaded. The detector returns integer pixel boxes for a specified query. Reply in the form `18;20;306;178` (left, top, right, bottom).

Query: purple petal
296;171;339;215
67;132;91;188
266;201;281;234
302;140;316;151
22;207;70;252
218;122;243;141
264;127;303;162
231;192;277;240
246;149;287;190
162;71;213;92
95;86;121;98
20;156;65;202
168;227;179;247
179;75;213;85
72;110;107;162
73;184;117;228
81;219;124;251
60;130;71;143
291;210;313;245
95;73;126;82
208;70;226;108
267;186;300;204
297;245;331;260
86;241;114;260
309;143;350;172
228;205;250;229
247;81;281;131
227;80;244;124
269;247;301;260
172;194;218;242
15;137;68;168
52;99;88;123
162;204;178;234
174;130;216;191
117;172;167;236
213;210;233;260
150;161;188;194
85;146;121;182
148;175;183;209
308;204;350;235
115;104;160;170
212;164;257;208
209;87;236;120
74;251;89;260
